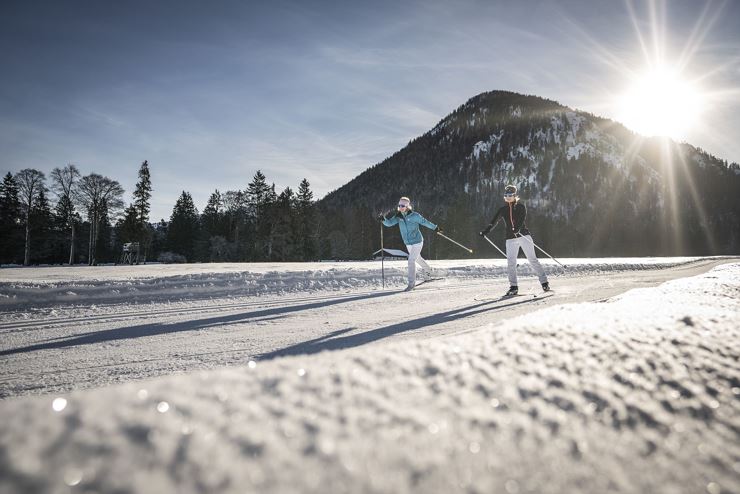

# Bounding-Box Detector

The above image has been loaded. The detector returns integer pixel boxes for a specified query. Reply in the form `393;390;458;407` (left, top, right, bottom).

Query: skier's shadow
0;291;397;356
257;296;541;360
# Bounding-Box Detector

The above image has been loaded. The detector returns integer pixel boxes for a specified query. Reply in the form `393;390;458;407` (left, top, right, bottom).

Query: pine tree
116;204;140;244
261;183;279;259
246;171;276;260
133;160;152;255
222;189;247;257
202;190;230;261
133;160;152;225
246;170;272;209
95;200;115;263
202;190;226;237
149;219;168;261
271;187;296;260
0;172;23;264
295;178;317;260
166;191;200;262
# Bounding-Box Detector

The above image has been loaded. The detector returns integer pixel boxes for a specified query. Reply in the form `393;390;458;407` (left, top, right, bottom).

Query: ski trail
0;259;733;398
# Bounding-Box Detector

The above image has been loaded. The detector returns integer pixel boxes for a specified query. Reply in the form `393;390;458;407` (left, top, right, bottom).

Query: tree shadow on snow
0;291;397;356
257;296;542;360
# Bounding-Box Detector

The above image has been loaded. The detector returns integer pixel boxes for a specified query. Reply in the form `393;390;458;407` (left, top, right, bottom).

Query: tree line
0;162;318;265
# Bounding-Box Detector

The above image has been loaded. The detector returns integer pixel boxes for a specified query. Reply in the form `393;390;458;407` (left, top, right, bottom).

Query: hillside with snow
0;260;738;493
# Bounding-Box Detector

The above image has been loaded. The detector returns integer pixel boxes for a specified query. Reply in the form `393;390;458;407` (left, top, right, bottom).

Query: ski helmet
504;185;517;195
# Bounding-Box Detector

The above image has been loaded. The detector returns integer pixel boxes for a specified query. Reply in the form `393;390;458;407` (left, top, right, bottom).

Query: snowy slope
0;263;737;494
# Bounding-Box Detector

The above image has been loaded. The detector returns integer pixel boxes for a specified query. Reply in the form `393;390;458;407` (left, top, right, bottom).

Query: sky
1;0;739;221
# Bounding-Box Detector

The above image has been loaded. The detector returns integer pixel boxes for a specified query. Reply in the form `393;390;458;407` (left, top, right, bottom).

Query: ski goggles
397;204;409;208
504;193;516;198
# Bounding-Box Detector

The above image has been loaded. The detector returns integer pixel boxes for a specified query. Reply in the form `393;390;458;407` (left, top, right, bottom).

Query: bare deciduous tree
75;173;124;265
50;164;81;265
14;168;47;266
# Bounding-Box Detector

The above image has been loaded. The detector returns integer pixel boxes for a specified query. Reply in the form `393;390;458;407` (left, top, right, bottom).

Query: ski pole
516;234;567;269
380;222;385;289
482;234;506;258
436;231;473;254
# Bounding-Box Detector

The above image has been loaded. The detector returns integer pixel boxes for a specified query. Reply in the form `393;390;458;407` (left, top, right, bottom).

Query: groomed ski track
0;257;733;399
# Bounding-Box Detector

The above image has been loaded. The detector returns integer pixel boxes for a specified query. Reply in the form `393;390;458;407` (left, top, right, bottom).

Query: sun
617;66;704;139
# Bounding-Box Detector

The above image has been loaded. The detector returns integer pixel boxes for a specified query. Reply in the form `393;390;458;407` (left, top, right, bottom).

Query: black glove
434;225;442;233
377;213;386;222
479;226;491;237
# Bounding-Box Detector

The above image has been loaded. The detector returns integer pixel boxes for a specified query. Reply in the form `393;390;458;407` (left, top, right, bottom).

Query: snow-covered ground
0;260;738;493
0;258;727;399
0;257;708;309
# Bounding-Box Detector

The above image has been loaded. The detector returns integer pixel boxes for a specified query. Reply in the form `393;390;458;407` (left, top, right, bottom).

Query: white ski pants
506;235;548;286
406;242;431;286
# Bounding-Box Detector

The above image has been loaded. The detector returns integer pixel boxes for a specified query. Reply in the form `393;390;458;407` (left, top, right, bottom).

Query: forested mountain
317;91;740;259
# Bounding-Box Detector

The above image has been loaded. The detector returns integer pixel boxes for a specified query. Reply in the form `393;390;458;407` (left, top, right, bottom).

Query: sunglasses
504;193;516;197
397;204;408;208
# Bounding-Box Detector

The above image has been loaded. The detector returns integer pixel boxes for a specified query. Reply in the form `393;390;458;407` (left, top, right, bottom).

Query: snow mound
1;264;738;493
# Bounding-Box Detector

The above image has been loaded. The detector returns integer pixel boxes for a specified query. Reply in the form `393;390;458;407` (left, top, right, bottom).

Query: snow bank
0;257;709;309
1;264;738;494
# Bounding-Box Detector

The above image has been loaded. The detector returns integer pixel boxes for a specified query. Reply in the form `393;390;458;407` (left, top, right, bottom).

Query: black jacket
485;201;530;240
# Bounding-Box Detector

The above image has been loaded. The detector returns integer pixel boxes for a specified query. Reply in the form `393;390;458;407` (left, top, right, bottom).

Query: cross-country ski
402;277;445;290
474;291;555;302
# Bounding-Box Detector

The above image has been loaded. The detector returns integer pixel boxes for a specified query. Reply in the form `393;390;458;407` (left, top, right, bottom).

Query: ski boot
404;284;415;292
505;285;518;296
541;282;550;292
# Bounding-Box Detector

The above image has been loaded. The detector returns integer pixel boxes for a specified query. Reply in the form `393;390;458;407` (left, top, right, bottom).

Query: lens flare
617;66;704;139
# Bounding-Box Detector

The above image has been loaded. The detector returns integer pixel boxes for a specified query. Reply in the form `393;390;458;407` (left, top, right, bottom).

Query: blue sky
2;0;738;221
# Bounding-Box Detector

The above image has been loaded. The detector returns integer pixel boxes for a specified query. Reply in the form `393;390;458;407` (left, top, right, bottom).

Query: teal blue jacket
382;210;437;246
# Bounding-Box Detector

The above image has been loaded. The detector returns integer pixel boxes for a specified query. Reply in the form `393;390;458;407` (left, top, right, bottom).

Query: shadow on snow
0;291;397;356
256;295;543;360
1;291;544;359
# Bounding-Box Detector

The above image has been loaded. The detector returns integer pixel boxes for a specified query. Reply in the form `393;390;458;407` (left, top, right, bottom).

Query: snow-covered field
0;258;738;493
0;257;708;309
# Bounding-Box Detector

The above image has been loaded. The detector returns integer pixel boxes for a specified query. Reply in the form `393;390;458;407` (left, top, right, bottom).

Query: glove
377;213;386;222
434;226;442;233
479;226;491;237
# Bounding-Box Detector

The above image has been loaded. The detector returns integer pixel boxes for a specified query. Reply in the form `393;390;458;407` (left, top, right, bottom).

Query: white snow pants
506;235;548;286
406;242;431;286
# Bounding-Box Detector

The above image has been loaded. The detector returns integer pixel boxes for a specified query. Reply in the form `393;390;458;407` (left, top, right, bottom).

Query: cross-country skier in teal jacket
380;196;441;291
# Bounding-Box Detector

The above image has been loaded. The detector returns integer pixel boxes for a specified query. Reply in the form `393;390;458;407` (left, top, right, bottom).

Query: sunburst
561;0;731;254
616;66;705;139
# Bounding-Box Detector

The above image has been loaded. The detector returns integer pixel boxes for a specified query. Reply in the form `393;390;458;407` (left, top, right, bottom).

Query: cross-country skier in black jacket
479;185;550;296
